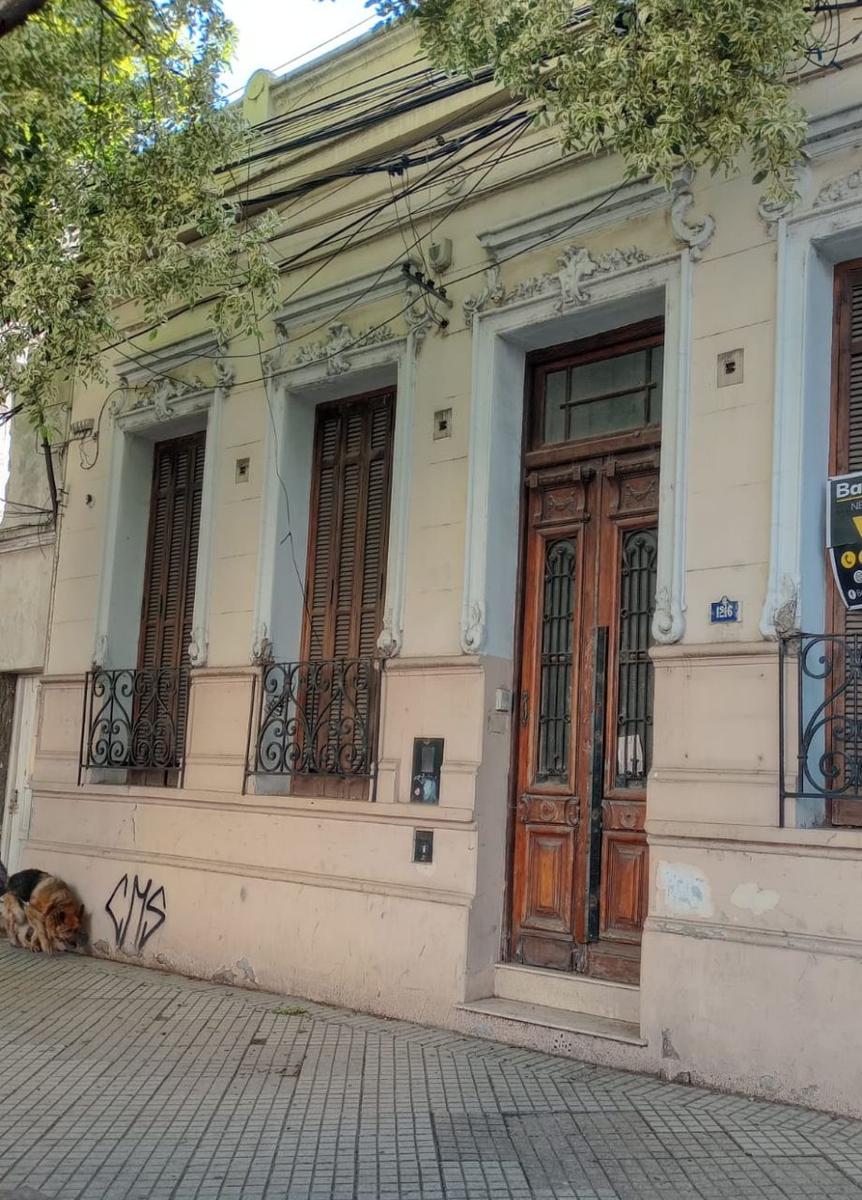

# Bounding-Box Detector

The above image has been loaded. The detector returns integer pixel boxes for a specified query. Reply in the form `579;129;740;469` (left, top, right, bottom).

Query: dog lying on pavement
0;863;85;953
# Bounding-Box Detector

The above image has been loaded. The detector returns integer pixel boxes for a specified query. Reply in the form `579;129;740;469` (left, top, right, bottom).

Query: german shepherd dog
0;862;85;953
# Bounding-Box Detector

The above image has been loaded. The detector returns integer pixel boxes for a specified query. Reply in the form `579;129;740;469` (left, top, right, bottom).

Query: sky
221;0;379;97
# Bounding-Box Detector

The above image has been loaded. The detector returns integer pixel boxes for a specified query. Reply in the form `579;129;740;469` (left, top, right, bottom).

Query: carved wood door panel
510;321;662;985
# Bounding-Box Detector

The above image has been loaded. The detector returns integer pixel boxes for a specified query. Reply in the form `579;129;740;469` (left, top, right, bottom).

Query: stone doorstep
456;996;647;1047
492;961;641;1024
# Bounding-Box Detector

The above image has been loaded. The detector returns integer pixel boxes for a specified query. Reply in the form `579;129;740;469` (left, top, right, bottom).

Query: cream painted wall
21;26;862;1116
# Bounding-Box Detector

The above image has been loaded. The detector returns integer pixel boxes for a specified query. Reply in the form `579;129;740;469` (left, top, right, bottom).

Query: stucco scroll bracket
652;584;686;646
670;168;716;261
760;576;800;641
187;627;208;669
460;600;486;655
377;608;403;658
92;633;109;670
250;622;273;666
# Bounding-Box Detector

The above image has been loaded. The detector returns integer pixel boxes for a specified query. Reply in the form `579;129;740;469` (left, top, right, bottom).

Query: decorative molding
461;254;688;659
116;330;222;388
670;168;716;261
290;322;396;376
460;601;485;656
274;265;408;335
462;243;650;324
250;622;272;665
377;608;402;657
758;204;862;640
253;335;415;665
761;576;799;640
757;195;794;239
814;167;862;209
92;633;108;670
476;177;669;262
93;356;226;670
804;101;862;162
187;627;208;669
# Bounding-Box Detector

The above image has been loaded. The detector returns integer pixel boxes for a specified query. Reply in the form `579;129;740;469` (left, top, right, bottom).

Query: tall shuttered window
136;431;205;779
303;391;394;663
830;263;862;826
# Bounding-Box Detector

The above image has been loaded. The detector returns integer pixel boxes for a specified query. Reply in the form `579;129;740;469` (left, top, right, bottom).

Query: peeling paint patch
731;882;779;916
657;862;713;918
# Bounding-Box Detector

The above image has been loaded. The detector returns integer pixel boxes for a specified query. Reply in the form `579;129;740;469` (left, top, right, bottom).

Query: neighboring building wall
0;405;58;865
0;409;55;673
21;27;862;1117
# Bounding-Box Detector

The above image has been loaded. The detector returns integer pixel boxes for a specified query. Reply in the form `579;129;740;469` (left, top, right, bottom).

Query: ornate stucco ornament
377;608;402;657
290;322;395;376
757;195;793;239
460;600;486;655
760;575;800;641
652;584;685;646
121;375;203;420
670;167;716;260
250;621;273;665
462;243;649;323
814;168;862;209
187;627;208;668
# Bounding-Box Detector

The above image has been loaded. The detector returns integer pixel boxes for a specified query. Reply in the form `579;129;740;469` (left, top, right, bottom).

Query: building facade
0;403;60;878
13;25;862;1115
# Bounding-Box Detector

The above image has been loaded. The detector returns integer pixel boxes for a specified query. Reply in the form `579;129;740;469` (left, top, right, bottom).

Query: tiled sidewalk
1;943;861;1199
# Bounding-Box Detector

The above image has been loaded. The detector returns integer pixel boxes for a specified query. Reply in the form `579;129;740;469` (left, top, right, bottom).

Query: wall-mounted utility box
413;830;434;863
411;737;444;804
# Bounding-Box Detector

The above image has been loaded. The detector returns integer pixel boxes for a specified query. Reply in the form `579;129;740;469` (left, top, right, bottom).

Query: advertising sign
827;472;862;610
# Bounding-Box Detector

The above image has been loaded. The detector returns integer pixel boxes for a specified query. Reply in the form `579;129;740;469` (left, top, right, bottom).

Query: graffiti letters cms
106;874;167;952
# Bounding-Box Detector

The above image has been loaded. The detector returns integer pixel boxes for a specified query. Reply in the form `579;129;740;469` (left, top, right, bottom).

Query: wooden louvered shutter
829;263;862;825
137;431;206;776
303;391;394;663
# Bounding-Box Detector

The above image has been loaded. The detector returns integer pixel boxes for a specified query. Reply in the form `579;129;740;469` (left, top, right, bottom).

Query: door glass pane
615;528;658;788
649;345;664;425
538;344;663;446
538;539;575;781
542;368;568;444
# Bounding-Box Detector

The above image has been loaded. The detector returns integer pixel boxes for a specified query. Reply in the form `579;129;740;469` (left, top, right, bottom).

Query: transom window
530;320;664;450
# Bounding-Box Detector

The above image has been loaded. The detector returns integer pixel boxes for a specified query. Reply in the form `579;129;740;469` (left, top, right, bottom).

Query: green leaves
375;0;811;204
0;0;276;425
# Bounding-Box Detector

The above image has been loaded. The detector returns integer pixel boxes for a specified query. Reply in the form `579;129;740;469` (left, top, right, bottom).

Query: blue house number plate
710;596;740;624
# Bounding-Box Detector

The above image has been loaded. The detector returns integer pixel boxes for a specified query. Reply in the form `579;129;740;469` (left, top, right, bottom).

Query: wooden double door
510;321;662;984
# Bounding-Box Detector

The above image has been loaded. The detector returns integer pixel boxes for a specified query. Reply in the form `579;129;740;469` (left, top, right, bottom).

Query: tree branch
0;0;50;38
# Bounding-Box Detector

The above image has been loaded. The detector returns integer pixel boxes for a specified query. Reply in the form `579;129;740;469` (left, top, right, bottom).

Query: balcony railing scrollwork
246;657;382;794
78;667;190;784
779;632;862;825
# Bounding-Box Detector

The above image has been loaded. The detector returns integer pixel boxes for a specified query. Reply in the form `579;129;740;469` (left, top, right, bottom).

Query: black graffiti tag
106;874;167;952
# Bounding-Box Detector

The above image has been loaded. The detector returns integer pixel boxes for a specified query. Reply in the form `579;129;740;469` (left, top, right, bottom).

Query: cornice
115;330;222;388
476;176;669;262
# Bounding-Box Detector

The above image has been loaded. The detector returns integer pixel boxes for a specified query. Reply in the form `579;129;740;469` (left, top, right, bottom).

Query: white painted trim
92;378;229;668
461;252;689;657
760;198;862;639
252;333;417;663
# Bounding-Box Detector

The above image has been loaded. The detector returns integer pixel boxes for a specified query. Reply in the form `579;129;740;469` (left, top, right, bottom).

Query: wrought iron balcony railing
779;632;862;825
78;667;190;785
247;657;382;792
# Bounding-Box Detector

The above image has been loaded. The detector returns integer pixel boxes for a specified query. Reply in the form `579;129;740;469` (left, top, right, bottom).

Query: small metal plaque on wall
710;596;740;624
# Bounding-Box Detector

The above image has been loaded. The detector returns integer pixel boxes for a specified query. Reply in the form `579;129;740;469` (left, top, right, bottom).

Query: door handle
520;691;529;726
